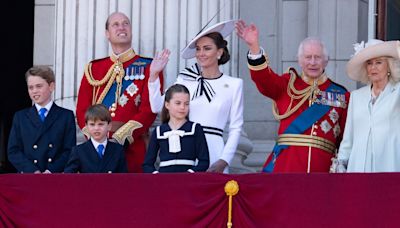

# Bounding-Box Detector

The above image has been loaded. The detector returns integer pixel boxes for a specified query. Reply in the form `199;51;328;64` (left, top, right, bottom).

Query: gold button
314;125;318;129
49;144;53;148
312;132;317;136
33;145;38;149
33;159;38;164
48;158;52;163
108;171;112;173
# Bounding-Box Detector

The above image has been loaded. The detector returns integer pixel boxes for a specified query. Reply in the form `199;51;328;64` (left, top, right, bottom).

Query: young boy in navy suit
64;104;128;173
8;66;76;173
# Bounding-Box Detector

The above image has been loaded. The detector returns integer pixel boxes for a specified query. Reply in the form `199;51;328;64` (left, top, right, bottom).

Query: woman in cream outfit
148;20;243;173
335;39;400;172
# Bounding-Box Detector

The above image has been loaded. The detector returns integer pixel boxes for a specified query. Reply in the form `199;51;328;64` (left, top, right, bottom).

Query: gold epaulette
112;120;143;145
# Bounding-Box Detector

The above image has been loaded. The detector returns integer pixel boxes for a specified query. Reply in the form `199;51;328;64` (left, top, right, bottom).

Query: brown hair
85;104;112;123
25;66;55;85
203;32;230;65
161;84;190;123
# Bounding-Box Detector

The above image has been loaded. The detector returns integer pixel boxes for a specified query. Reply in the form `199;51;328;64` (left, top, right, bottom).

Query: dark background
0;1;34;172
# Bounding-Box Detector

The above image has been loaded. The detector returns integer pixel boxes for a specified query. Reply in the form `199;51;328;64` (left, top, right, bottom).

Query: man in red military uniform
236;20;349;173
76;12;162;172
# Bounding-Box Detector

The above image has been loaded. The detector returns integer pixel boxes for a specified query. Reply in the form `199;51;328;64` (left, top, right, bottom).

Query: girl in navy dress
143;84;209;173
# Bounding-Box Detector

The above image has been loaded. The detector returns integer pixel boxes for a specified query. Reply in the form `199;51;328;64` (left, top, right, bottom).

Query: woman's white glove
330;157;347;173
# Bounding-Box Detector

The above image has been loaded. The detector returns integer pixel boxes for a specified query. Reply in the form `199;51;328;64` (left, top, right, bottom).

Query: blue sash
263;82;346;172
102;57;151;108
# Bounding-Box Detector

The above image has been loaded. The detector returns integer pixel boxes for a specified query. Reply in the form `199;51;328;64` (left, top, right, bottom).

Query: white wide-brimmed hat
346;39;400;83
181;20;236;59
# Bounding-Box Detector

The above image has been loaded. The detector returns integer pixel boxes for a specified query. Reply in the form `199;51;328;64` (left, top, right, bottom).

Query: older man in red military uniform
76;12;162;172
236;20;349;173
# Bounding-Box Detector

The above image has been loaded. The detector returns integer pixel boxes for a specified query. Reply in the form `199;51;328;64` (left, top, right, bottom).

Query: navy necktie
97;144;104;159
39;108;47;122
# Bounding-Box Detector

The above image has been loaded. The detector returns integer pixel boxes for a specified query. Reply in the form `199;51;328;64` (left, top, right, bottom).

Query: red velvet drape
1;173;399;227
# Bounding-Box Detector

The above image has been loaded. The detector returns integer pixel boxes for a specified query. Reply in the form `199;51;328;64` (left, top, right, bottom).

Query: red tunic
249;62;349;173
76;52;162;172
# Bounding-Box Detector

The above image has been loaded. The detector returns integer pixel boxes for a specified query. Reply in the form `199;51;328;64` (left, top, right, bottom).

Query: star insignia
126;83;139;97
320;120;332;134
119;94;129;107
329;108;339;124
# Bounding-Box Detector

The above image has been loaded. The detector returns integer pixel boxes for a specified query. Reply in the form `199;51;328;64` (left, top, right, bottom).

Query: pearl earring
388;72;391;76
217;56;221;60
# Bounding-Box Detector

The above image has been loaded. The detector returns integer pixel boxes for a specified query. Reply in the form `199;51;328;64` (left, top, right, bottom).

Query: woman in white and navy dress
143;84;209;173
148;20;243;173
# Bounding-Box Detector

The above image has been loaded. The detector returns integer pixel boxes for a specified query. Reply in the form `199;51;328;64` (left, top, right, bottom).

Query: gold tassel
224;180;239;228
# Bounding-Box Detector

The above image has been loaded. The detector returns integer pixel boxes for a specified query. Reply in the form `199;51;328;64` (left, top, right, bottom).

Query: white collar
35;101;53;113
90;138;108;151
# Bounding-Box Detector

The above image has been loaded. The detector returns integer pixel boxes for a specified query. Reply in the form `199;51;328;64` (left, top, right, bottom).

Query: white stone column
54;0;239;110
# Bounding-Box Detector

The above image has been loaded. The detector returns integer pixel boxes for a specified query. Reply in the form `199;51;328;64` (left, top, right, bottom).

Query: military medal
333;124;341;138
124;67;131;81
135;95;141;107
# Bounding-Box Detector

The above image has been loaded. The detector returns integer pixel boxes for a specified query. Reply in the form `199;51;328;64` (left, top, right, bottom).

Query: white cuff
187;169;195;173
148;78;164;113
247;47;265;60
152;171;159;174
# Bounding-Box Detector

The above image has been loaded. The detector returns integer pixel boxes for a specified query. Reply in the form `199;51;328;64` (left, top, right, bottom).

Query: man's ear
49;82;55;92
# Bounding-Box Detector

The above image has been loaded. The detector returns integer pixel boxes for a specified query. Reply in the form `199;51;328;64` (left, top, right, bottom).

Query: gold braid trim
112;120;143;145
272;69;314;120
85;62;114;87
247;54;270;71
81;126;90;139
85;49;136;105
277;134;337;154
97;63;123;105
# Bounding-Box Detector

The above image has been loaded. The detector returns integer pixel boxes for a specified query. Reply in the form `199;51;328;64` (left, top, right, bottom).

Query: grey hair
297;37;329;61
387;58;400;83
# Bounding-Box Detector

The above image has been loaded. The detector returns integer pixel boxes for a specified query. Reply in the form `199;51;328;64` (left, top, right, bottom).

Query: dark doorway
377;0;400;40
0;1;34;173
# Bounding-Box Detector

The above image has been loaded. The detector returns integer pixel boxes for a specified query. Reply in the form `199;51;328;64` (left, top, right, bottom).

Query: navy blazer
64;140;128;173
7;104;76;173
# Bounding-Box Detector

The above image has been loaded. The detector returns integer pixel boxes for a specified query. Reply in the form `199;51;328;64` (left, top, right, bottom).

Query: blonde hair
388;57;400;83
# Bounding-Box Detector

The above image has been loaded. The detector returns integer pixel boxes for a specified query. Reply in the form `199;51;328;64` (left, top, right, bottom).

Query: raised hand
150;49;171;82
235;20;260;54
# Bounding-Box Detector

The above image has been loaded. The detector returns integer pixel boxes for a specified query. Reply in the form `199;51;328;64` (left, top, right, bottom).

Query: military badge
127;83;139;97
135;95;141;107
119;94;128;107
329;108;339;124
333;124;341;138
320;120;332;134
